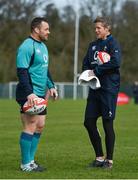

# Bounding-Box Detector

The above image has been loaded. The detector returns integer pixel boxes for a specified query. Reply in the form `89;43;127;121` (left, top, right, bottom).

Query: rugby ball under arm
97;51;110;64
23;97;47;115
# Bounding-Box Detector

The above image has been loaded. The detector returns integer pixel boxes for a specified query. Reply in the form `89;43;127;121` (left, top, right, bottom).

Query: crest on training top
36;49;41;53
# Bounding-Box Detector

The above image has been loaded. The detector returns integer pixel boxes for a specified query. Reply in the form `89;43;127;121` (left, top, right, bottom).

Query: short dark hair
94;16;111;31
31;17;47;32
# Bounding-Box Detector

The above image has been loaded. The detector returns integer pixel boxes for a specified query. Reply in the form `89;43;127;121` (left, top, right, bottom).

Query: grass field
0;99;138;179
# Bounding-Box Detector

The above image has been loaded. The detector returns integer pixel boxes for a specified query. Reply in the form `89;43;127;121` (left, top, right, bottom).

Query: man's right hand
88;70;95;77
27;93;38;107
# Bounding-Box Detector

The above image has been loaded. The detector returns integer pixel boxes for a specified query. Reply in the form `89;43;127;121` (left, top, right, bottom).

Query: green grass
0;99;138;179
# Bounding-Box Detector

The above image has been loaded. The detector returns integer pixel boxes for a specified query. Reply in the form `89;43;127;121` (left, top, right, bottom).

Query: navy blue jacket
82;34;121;95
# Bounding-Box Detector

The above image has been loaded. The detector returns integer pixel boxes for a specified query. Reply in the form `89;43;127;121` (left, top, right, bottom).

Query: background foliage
0;0;138;83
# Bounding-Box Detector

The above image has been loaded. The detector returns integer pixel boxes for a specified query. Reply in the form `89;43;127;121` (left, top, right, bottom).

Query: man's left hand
49;88;58;100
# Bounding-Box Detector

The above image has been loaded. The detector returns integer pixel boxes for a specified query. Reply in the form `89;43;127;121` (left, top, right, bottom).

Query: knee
36;126;44;133
103;119;115;135
84;118;91;131
84;120;88;128
84;117;98;132
36;122;45;133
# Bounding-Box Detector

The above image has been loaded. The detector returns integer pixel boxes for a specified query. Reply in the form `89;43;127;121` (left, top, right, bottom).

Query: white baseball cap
78;70;101;90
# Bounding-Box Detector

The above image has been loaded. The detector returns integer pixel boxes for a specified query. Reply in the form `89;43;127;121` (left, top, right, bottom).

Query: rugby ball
23;97;47;115
97;51;110;64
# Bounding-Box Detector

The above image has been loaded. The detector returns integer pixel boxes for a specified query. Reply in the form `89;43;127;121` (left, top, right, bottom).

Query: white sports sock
96;158;104;162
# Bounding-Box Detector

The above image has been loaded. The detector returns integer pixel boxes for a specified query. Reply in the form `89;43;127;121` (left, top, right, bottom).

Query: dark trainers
30;161;46;172
88;160;104;168
102;161;113;169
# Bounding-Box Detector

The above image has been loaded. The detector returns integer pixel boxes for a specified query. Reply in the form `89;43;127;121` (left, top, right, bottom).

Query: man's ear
34;27;40;34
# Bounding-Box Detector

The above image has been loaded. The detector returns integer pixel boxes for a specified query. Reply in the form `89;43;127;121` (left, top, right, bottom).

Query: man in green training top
16;17;58;172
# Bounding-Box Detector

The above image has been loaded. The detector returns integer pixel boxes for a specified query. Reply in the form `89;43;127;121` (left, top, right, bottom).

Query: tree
0;0;138;84
115;0;138;83
43;3;75;82
0;0;40;82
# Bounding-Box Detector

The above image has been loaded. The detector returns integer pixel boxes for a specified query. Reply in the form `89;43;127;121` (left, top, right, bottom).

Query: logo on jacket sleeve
109;111;112;117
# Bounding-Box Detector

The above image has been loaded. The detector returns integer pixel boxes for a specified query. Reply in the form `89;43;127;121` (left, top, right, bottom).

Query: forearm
46;70;55;89
17;68;33;96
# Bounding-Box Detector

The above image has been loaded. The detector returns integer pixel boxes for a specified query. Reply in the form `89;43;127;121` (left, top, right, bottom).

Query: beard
39;34;48;41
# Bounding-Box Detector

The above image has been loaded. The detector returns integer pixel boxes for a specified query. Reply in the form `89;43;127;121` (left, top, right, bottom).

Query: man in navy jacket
83;16;121;169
